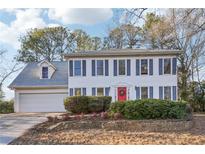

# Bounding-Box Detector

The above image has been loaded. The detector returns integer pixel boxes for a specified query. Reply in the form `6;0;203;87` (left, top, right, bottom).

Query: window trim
97;87;104;96
163;58;171;75
74;88;82;96
42;67;48;79
74;60;82;76
73;88;86;96
93;87;106;96
164;86;172;100
141;59;149;75
117;59;127;76
141;87;149;99
96;60;104;76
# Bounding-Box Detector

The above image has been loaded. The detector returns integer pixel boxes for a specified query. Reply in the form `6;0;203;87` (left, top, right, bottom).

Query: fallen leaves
9;115;205;145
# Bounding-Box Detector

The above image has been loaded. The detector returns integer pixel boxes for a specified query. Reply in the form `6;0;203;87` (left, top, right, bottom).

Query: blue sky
0;8;122;99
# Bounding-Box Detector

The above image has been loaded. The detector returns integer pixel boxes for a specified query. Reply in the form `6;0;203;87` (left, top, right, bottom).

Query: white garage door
19;93;67;112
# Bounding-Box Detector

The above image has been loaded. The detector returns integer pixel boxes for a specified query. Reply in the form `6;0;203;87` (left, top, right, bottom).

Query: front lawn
9;114;205;145
9;98;202;145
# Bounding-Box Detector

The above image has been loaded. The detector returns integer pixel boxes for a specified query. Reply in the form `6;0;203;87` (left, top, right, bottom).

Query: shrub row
109;99;192;120
0;100;14;114
64;96;112;114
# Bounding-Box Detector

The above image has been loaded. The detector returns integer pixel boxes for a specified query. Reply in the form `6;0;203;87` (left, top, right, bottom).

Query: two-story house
9;49;181;112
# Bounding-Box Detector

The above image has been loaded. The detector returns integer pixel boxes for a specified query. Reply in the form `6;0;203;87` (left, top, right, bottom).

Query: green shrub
109;101;125;113
0;100;14;114
64;96;112;114
64;96;89;114
109;99;191;120
88;97;104;113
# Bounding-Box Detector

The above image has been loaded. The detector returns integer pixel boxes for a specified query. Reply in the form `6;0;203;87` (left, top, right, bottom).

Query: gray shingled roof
64;49;182;59
8;61;68;89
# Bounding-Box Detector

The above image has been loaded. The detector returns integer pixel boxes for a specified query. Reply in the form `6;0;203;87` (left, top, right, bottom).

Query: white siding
68;56;177;101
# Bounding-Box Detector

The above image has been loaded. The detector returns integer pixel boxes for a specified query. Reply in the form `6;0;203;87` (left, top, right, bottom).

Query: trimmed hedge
64;96;112;114
0;100;14;114
109;99;192;120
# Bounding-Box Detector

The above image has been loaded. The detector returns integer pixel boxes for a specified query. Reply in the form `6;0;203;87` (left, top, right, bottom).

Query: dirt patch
9;114;205;145
50;119;193;132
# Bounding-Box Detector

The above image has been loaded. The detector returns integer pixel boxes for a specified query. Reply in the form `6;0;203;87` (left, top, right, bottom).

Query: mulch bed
9;114;205;145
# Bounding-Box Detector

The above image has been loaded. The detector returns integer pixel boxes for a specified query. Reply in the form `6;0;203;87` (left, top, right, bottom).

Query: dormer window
42;67;48;79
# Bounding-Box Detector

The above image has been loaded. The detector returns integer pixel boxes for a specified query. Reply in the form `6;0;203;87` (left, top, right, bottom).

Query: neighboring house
9;49;181;112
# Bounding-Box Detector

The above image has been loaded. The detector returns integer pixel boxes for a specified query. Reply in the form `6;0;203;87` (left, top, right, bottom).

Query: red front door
118;87;127;101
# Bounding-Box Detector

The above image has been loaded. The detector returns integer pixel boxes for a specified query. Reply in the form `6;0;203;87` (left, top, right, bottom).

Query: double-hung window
97;60;104;75
70;60;86;77
119;60;126;75
92;87;110;96
164;86;171;100
141;59;148;75
114;59;130;76
70;88;86;96
164;58;171;74
42;67;48;79
97;88;104;96
141;87;148;99
74;60;81;76
75;88;81;96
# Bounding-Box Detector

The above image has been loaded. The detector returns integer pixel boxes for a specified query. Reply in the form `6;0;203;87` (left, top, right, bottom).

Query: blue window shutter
149;59;153;75
92;60;95;76
135;86;140;99
82;60;86;76
69;60;73;76
82;88;86;96
105;60;109;76
70;88;73;96
149;86;153;98
159;59;163;75
136;59;140;76
105;87;110;96
172;86;177;100
159;86;163;99
92;88;96;96
172;58;177;75
127;59;131;76
113;60;117;76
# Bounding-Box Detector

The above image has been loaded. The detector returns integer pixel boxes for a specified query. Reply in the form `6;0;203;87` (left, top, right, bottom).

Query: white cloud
47;23;61;27
12;9;46;31
48;8;113;25
0;8;113;49
0;8;18;14
0;9;47;49
0;21;19;48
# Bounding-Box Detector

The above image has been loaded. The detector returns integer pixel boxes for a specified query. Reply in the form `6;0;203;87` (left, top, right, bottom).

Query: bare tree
168;9;205;100
124;8;148;24
0;50;23;100
108;27;124;49
143;13;176;49
121;24;142;48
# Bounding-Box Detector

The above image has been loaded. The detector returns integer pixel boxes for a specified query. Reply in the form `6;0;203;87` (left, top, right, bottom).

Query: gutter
9;85;68;90
64;50;182;59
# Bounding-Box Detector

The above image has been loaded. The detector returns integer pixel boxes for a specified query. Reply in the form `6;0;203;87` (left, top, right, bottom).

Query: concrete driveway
0;113;62;145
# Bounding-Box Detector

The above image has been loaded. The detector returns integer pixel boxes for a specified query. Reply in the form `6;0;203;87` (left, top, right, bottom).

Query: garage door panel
19;93;67;112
